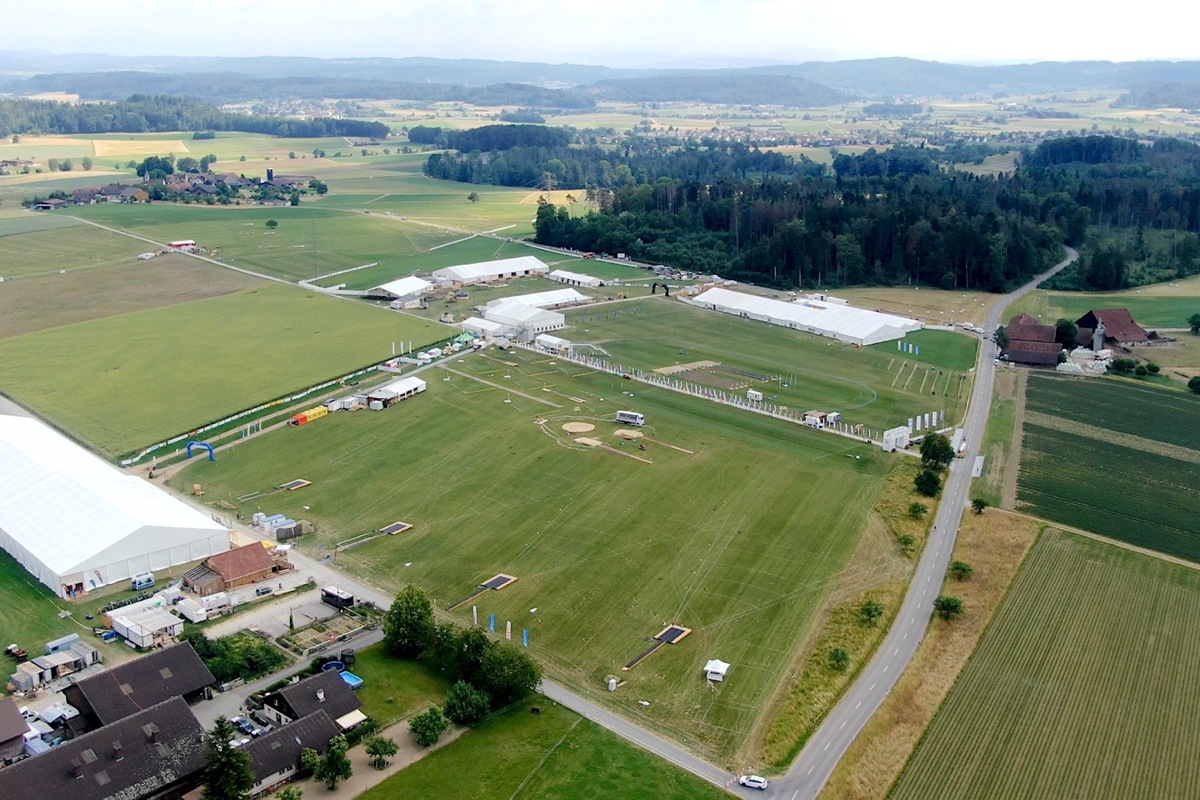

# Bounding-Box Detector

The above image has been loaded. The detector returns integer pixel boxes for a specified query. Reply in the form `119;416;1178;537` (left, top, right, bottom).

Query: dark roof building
261;671;362;730
0;697;205;800
1076;308;1152;347
243;710;340;796
0;697;28;761
1003;313;1062;366
63;642;214;730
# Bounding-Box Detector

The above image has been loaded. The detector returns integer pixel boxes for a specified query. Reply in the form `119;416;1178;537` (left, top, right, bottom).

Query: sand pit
562;422;596;433
574;437;603;446
615;429;644;439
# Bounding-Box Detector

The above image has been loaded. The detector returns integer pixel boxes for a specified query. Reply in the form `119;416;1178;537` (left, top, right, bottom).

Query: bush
828;647;850;672
444;680;491;726
934;595;964;621
410;707;449;747
915;469;942;497
907;502;928;520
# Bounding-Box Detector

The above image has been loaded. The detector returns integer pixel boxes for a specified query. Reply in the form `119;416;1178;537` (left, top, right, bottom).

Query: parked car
232;717;255;736
738;775;768;790
255;586;273;597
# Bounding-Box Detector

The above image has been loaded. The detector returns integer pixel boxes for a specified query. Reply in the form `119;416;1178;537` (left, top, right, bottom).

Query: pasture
1017;373;1200;562
564;300;977;433
1005;277;1200;329
891;530;1200;800
0;284;450;455
358;701;731;800
172;351;890;763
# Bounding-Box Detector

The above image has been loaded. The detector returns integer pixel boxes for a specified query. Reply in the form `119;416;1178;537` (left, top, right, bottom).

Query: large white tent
688;287;922;346
365;275;433;302
432;255;548;285
483;300;565;335
0;416;230;598
485;288;591;310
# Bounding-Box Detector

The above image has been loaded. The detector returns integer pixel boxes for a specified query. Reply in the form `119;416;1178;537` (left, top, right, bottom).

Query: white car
738;774;768;790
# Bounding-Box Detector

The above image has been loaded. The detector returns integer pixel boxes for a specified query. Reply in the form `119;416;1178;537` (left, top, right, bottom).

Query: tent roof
690;288;922;345
368;275;432;298
0;417;226;576
484;301;564;325
486;288;589;309
461;316;504;333
704;659;731;673
549;269;602;285
432;256;548;282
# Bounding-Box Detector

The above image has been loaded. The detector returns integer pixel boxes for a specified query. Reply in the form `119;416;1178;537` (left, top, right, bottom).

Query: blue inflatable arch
186;441;216;461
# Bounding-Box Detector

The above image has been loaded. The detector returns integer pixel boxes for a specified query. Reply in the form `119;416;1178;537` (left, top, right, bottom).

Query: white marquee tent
688;287;922;346
483;300;565;335
485;288;591;310
365;275;433;301
0;416;230;598
432;255;548;285
548;269;604;288
704;659;731;682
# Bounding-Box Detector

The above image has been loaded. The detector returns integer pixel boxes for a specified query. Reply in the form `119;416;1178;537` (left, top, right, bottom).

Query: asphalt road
775;246;1078;799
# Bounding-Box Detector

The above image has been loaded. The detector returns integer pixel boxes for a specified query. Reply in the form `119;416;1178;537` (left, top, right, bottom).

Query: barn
687;287;922;346
0;416;230;598
432;255;548;285
1075;308;1153;347
1003;313;1062;366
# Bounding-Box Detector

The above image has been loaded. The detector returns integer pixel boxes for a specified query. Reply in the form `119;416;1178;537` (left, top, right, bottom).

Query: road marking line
855;701;862;709
840;720;847;729
871;683;876;690
824;741;831;751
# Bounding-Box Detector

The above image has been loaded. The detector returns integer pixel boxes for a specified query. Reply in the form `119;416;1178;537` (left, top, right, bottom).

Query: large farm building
688;287;923;346
0;416;230;598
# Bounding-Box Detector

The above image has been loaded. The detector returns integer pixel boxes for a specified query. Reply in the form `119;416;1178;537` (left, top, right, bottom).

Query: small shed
704;659;731;682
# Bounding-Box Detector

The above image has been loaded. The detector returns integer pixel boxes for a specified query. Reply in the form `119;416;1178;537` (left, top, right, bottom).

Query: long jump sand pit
562;422;596;434
614;429;644;439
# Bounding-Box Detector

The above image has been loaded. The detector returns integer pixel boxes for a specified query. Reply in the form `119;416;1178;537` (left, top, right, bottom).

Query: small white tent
704;659;731;682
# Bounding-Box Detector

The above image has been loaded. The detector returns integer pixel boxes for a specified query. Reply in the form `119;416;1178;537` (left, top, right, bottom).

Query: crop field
0;284;450;455
891;530;1200;800
172;349;890;763
831;285;998;327
563;299;977;433
360;701;731;800
1017;373;1200;562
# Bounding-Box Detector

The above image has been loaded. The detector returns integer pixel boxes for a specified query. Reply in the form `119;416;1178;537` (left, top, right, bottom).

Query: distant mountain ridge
2;51;1200;102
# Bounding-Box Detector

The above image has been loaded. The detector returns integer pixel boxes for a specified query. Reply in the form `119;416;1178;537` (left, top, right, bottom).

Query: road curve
776;246;1078;799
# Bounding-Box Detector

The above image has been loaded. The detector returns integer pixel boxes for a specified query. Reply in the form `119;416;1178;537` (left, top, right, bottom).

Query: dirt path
1002;370;1027;508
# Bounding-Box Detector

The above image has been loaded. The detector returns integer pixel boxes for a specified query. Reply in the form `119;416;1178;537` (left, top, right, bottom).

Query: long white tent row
687;287;922;346
0;416;230;598
432;255;548;285
484;287;591;310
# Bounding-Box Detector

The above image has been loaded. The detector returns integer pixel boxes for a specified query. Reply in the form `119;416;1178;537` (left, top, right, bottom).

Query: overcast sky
2;0;1194;67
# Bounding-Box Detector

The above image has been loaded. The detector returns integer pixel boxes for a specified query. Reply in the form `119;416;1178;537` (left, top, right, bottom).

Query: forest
507;136;1200;292
0;95;388;139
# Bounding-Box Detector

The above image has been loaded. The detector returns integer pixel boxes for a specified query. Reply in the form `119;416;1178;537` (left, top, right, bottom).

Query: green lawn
0;221;155;280
349;644;452;727
564;300;977;433
0;283;452;456
359;701;732;800
172;351;888;763
1005;280;1200;329
892;530;1200;800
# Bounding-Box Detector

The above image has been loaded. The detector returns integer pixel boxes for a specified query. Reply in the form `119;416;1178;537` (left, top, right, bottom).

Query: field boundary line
507;716;582;800
1005;511;1200;572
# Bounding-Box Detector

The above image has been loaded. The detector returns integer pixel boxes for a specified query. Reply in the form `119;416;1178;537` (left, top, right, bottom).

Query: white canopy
0;416;229;597
688;287;922;346
485;288;590;309
704;659;731;680
432;255;548;284
367;275;432;299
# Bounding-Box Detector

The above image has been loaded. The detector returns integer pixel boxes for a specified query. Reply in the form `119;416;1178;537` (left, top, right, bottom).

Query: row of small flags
909;411;943;431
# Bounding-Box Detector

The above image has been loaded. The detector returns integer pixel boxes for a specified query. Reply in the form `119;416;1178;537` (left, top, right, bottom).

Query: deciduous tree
364;735;398;769
478;643;541;707
907;502;928;520
409;707;448;747
1190;376;1200;394
915;469;942;497
444;680;491;725
949;561;974;581
934;595;963;621
920;433;955;470
971;497;989;514
858;599;884;627
1188;313;1200;335
384;585;434;658
828;647;850;672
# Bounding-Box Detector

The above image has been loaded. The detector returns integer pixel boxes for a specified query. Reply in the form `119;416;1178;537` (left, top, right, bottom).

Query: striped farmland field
891;530;1200;800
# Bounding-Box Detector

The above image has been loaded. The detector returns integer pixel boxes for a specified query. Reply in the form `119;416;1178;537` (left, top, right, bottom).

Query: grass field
0;218;142;280
171;350;890;763
1005;276;1200;329
891;530;1200;800
831;286;999;327
0;283;451;455
348;644;452;727
564;300;978;433
358;701;731;800
1017;373;1200;561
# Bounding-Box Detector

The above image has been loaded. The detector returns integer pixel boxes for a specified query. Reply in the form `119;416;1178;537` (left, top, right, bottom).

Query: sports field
0;284;450;455
564;300;978;433
1017;373;1200;562
172;349;889;763
891;530;1200;800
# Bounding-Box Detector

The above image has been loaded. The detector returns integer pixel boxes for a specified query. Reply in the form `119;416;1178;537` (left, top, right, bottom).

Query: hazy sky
3;0;1195;67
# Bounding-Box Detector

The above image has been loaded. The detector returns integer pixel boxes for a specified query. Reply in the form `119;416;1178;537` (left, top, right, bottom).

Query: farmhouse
1003;313;1062;366
687;287;922;346
0;697;206;800
63;642;214;730
261;671;364;732
432;255;549;286
482;299;566;337
1075;308;1153;347
484;287;592;310
366;275;434;309
0;416;231;598
548;269;604;288
242;710;341;796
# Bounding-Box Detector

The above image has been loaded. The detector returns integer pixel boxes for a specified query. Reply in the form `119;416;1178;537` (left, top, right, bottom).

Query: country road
775;246;1078;799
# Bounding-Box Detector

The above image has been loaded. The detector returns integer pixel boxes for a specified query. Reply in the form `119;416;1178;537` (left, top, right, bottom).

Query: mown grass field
172;351;889;763
1017;373;1200;561
0;217;139;280
348;644;452;727
891;530;1200;800
564;300;978;433
358;701;731;800
0;284;451;455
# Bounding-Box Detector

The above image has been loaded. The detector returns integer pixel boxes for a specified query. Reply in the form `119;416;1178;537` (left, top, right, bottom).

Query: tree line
0;95;388;138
